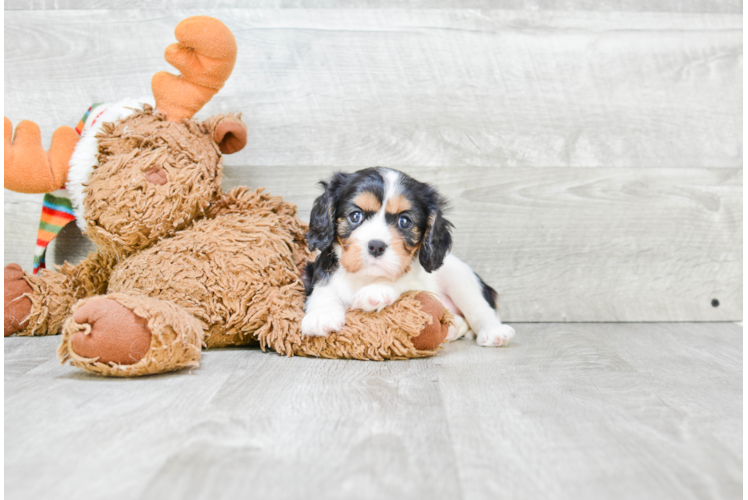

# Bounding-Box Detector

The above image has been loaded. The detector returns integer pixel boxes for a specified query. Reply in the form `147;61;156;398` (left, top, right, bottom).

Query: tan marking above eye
353;191;381;213
385;194;412;215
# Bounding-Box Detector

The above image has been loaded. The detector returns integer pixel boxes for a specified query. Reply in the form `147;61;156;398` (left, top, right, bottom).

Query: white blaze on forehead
351;168;402;245
381;168;402;203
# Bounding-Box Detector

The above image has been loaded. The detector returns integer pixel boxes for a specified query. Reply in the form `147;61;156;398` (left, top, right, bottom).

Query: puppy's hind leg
435;255;515;347
445;314;471;342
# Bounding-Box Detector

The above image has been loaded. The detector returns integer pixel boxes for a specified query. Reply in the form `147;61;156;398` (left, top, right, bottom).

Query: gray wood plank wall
3;0;744;12
3;4;742;322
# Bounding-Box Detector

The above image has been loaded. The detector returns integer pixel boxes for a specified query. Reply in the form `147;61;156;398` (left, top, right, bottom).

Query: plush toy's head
80;107;245;253
5;16;248;256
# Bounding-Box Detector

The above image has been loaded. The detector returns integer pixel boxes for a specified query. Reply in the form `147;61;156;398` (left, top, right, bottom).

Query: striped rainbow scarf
32;104;100;274
32;193;76;273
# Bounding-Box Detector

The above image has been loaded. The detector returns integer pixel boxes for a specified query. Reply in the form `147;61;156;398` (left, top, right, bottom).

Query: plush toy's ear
419;192;453;273
307;172;348;251
4;117;79;193
214;114;247;154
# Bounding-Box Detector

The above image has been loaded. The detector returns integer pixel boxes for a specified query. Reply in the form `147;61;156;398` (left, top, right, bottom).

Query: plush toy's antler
4;118;79;193
152;16;238;123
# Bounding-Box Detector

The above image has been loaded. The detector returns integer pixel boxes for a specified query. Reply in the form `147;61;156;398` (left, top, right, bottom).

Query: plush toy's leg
4;252;114;337
4;263;74;337
4;264;32;336
58;293;203;377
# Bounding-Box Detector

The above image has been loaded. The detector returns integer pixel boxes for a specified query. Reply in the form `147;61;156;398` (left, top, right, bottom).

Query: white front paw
301;307;346;337
351;284;398;312
476;323;515;347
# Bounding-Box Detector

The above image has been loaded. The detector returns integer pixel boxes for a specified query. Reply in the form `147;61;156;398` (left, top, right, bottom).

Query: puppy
301;167;515;347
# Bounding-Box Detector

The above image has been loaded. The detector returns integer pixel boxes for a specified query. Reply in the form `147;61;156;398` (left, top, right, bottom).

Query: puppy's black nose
367;240;387;258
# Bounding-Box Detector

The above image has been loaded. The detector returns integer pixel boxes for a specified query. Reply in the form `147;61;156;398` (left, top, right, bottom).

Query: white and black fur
301;167;515;347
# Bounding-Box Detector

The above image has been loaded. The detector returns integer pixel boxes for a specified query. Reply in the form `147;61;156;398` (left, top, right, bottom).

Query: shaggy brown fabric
69;297;152;365
108;187;310;349
256;291;453;360
17;251;116;336
59;293;203;377
4;264;32;336
204;187;312;271
84;106;223;254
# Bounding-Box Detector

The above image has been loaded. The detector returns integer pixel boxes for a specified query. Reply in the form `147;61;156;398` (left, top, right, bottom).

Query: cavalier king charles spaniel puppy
301;167;515;347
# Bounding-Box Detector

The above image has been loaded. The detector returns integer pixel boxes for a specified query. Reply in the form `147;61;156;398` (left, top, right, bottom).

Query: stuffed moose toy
3;16;451;376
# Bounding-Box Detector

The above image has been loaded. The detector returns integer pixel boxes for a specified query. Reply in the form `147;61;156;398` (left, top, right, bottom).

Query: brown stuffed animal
3;16;451;377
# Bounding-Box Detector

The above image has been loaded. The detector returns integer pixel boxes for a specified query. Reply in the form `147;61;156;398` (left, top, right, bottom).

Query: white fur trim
66;96;154;230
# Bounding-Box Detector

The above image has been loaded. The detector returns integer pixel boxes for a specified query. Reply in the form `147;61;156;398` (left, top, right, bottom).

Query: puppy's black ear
419;193;453;272
307;173;347;251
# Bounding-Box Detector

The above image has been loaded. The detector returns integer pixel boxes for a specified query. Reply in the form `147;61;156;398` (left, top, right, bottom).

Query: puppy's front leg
351;283;402;313
301;283;347;337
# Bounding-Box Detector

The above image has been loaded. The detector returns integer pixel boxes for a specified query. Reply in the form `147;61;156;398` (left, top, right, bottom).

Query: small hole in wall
711;299;720;308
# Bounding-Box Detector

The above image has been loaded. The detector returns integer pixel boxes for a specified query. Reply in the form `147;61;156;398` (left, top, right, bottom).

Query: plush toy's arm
257;290;452;360
4;250;117;336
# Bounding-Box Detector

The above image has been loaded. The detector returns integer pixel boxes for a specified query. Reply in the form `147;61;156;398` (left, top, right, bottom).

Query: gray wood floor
5;323;742;500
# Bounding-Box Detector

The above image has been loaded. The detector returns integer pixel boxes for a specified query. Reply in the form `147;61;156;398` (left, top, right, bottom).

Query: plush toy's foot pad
58;293;204;377
4;263;32;336
410;292;450;351
69;298;152;365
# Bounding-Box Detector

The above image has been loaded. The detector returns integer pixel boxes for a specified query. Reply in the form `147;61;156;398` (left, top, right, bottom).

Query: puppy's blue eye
398;215;412;229
349;211;363;224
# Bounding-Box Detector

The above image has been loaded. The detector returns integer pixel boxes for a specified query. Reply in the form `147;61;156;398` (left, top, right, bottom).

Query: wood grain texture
435;322;742;500
4;322;742;499
6;166;741;322
4;192;47;273
738;171;748;328
4;9;741;168
3;8;742;322
4;0;743;12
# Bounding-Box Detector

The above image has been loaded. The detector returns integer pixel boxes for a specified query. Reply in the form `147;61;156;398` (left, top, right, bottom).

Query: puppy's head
307;167;452;279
